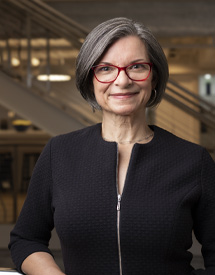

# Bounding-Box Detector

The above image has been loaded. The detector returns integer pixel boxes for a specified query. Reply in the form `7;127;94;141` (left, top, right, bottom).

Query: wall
155;73;200;144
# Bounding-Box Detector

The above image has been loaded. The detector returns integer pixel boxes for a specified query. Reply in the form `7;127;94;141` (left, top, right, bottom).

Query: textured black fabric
9;124;215;275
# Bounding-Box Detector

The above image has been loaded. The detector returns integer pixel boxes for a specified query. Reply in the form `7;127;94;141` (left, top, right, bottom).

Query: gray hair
76;17;169;109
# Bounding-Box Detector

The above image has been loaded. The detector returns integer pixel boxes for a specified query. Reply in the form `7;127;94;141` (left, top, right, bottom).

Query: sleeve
8;139;55;273
191;149;215;275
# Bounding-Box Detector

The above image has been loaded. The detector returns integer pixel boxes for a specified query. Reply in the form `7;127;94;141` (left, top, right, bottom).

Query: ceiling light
31;57;40;67
11;57;20;67
37;64;71;82
204;74;212;80
37;74;71;81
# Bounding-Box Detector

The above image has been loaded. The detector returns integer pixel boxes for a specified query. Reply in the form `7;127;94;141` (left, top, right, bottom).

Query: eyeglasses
92;62;153;83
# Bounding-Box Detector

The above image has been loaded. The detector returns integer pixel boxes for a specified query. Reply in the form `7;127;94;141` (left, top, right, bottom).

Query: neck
101;110;153;144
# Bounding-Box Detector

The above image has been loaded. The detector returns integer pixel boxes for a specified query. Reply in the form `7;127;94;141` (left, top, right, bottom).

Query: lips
109;92;139;99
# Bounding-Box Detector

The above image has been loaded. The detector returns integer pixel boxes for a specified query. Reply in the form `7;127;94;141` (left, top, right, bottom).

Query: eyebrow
98;59;149;66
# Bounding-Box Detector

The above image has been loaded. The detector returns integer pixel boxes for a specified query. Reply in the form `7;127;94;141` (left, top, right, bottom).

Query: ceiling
0;0;215;78
44;0;215;36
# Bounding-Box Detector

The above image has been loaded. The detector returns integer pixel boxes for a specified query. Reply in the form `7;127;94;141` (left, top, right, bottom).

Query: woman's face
92;35;154;117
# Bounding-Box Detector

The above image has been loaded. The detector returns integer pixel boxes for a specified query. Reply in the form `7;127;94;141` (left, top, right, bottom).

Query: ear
151;79;157;90
151;69;158;90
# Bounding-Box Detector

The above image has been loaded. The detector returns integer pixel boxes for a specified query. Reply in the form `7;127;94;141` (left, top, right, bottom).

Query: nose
114;69;132;87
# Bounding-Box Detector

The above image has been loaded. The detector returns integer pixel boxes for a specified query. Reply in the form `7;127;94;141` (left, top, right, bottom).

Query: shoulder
50;123;101;147
38;124;102;163
152;125;210;160
153;125;202;148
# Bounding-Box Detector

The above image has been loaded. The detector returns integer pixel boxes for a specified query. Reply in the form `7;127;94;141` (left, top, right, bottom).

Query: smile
109;92;139;99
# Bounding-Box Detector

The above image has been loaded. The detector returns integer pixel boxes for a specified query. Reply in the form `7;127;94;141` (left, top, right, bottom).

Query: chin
113;102;146;115
111;107;142;117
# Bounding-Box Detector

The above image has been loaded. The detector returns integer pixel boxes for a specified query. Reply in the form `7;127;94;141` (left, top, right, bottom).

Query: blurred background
0;0;215;270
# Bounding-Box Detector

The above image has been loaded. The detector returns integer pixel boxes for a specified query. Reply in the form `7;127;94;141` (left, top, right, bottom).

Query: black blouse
9;124;215;275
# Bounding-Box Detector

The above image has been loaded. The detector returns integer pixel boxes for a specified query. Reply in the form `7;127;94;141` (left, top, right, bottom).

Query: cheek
138;81;153;104
139;80;152;94
92;84;107;107
93;79;110;97
92;79;101;100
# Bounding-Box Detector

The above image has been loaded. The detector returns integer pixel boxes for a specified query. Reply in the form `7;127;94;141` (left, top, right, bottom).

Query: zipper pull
117;194;121;211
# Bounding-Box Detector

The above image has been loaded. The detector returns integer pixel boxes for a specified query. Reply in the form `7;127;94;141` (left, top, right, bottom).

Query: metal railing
0;0;88;45
0;0;215;150
166;80;215;130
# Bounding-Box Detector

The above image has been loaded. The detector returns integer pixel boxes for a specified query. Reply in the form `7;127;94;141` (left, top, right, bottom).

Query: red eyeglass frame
91;62;153;83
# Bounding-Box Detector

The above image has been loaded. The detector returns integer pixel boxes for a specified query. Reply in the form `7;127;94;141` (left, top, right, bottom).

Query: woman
9;17;215;275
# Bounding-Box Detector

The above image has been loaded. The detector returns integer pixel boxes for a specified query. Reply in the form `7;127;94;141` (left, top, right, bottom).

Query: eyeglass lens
93;63;151;83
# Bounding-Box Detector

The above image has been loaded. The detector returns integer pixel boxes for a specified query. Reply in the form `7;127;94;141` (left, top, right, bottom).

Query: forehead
100;35;149;65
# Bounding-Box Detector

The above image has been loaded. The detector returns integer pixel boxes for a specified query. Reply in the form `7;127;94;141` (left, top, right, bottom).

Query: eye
101;66;111;71
133;64;142;69
128;63;149;71
95;65;115;73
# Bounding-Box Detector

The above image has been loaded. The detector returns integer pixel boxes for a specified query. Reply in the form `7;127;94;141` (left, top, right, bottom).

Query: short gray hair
76;17;169;109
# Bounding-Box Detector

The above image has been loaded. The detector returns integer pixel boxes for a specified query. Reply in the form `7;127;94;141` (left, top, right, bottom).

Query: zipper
116;145;123;275
117;194;122;275
116;144;136;274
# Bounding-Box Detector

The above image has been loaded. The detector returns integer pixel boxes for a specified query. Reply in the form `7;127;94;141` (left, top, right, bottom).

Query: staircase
0;0;215;153
0;0;101;136
157;79;215;158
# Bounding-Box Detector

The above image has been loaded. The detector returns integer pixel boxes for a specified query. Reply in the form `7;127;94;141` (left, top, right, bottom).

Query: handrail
164;92;215;129
0;269;20;274
1;0;215;136
166;79;215;130
33;0;89;35
166;84;215;119
166;85;201;110
0;67;101;127
4;0;88;47
168;79;215;112
7;0;89;35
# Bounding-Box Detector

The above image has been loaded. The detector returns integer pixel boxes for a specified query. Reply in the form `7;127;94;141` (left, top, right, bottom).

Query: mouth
109;92;139;99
